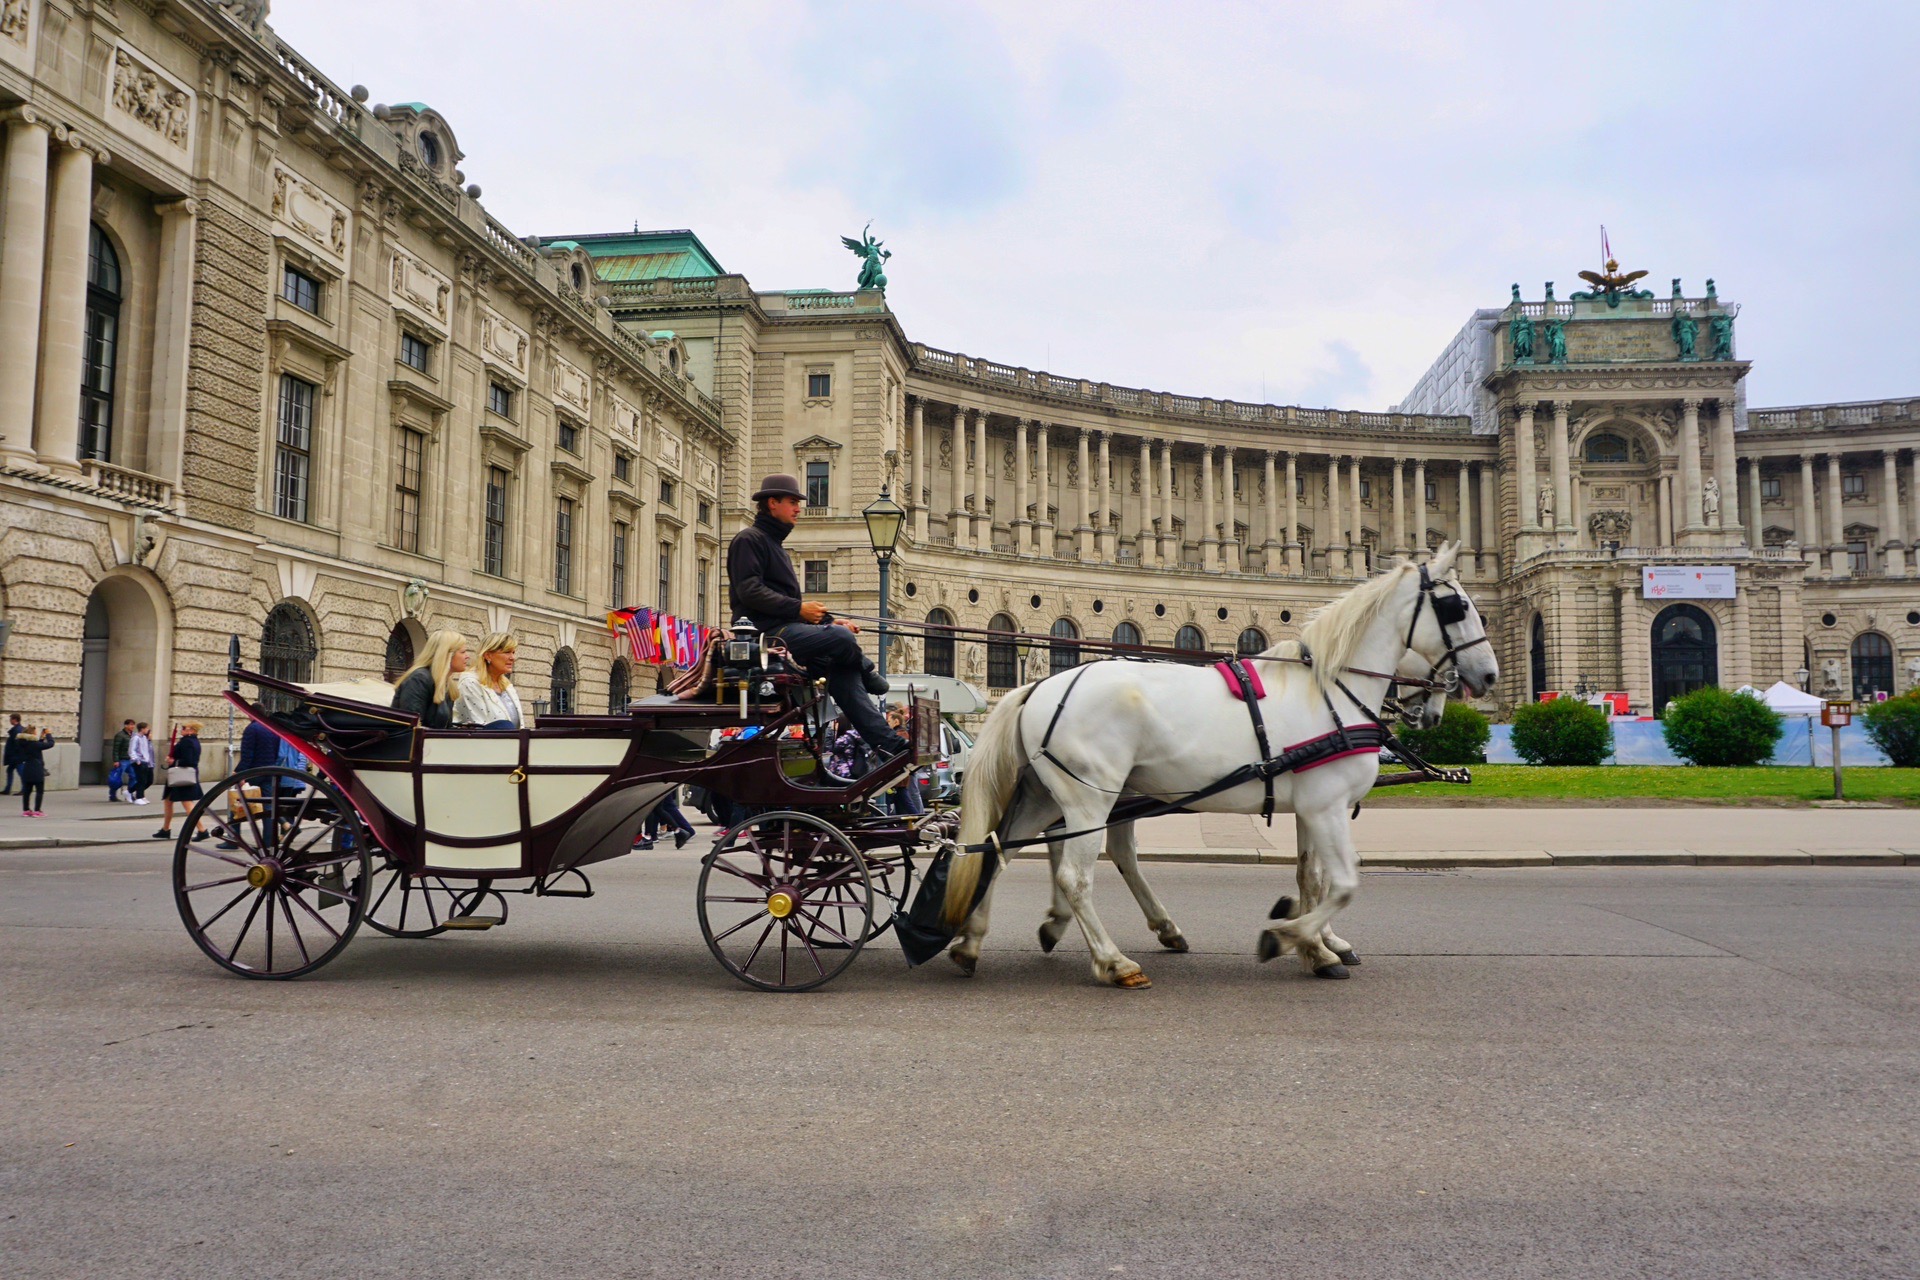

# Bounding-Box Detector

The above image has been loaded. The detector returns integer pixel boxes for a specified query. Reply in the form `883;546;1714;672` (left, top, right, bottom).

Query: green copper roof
536;229;726;280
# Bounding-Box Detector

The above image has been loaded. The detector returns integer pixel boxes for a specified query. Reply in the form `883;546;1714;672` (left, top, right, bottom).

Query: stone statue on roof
1671;306;1698;361
1509;310;1534;365
1710;313;1735;362
842;223;890;292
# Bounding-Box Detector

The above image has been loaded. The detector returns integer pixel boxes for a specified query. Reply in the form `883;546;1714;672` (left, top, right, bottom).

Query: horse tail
943;681;1036;927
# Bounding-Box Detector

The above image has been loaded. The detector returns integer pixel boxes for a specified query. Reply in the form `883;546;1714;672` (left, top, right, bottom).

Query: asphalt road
3;844;1915;1279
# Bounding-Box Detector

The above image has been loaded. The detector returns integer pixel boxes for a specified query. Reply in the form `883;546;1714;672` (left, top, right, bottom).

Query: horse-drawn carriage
172;627;949;991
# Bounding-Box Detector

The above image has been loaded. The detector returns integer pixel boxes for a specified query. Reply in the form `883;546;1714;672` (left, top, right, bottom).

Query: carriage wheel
850;847;913;942
172;767;369;980
361;863;478;938
697;811;874;992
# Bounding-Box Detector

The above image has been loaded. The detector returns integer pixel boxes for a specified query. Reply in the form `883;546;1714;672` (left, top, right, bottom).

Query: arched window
1650;603;1717;713
986;613;1018;689
1583;432;1630;464
1112;621;1143;652
550;647;578;714
81;224;121;462
1049;618;1081;676
261;603;318;713
925;608;955;678
1174;625;1207;653
382;621;416;683
1236;627;1268;656
608;657;632;713
1851;632;1893;700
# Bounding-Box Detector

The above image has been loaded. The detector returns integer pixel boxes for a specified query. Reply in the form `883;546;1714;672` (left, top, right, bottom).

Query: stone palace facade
2;1;1916;783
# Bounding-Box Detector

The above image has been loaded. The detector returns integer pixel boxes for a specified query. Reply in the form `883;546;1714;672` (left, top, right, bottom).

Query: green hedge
1862;693;1920;767
1660;686;1784;766
1510;697;1613;766
1397;701;1490;764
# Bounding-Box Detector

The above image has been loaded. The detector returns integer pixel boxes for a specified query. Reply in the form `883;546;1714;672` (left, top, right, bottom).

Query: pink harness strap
1213;660;1267;703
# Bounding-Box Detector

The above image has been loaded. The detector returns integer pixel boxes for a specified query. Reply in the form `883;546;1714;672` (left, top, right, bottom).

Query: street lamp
1794;666;1810;691
862;486;905;676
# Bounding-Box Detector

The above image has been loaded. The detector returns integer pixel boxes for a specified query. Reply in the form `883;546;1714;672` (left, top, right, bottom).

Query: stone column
1882;450;1904;575
1478;464;1498;574
0;111;51;470
1714;400;1739;535
34;135;101;478
1200;444;1218;571
1035;423;1053;557
1350;456;1366;574
1325;458;1348;575
1911;450;1920;560
1159;442;1175;564
911;399;928;541
1549;400;1573;542
1283;452;1301;573
1826;453;1847;577
1013;419;1031;556
1411;459;1428;560
1458;460;1474;561
147;198;198;489
1657;474;1673;546
1678;398;1705;539
1391;460;1406;555
1138;436;1155;566
1221;448;1241;572
1096;431;1114;561
1263;451;1281;575
1075;427;1092;559
1516;404;1539;530
948;408;969;549
973;407;990;546
1798;454;1818;566
1745;457;1763;551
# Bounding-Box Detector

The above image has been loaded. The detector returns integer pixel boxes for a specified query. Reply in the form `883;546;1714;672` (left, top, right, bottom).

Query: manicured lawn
1402;763;1920;804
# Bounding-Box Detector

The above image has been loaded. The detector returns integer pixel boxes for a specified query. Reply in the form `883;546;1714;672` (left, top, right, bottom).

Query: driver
728;473;907;759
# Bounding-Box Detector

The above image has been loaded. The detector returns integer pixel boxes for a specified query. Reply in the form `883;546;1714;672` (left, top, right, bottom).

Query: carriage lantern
728;617;758;666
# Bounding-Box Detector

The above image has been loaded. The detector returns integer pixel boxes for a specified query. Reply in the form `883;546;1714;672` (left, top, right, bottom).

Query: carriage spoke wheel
361;864;483;938
172;766;369;980
697;811;874;992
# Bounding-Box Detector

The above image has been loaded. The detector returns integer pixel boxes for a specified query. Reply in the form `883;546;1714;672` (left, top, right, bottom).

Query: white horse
944;543;1499;987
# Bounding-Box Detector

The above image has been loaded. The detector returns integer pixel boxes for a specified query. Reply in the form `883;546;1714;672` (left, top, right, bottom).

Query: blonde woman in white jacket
453;632;524;729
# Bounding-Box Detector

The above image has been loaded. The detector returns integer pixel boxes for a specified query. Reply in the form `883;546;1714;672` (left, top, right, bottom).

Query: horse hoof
1336;948;1361;967
1268;895;1294;921
1256;931;1281;963
1159;933;1190;953
1313;962;1350;980
1037;923;1060;954
1114;970;1152;989
949;950;977;976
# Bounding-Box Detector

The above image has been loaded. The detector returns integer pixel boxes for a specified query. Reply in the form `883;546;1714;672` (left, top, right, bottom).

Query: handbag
166;765;199;788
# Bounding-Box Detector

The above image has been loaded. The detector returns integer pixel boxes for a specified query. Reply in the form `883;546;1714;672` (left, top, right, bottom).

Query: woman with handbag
154;721;208;841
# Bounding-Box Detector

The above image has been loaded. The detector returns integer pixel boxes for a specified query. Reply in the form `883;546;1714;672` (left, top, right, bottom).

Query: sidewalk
2;791;1914;866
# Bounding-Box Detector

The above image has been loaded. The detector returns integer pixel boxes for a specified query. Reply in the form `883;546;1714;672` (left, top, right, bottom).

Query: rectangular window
1848;541;1869;574
553;497;574;595
484;467;509;576
697;499;712;525
804;559;829;594
1842;472;1867;498
273;374;315;523
806;460;830;508
557;420;579;454
613;452;631;482
659;477;676;506
1358;479;1371;502
487;381;514;418
612;521;629;609
1424;481;1437;503
1761;476;1782;501
808;371;832;398
282;265;322;315
697;560;710;625
400;332;431;373
1295;473;1306;499
657;543;672;607
392;427;424;553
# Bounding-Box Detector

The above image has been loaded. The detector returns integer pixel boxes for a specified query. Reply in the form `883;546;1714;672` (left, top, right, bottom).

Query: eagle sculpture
1577;259;1648;293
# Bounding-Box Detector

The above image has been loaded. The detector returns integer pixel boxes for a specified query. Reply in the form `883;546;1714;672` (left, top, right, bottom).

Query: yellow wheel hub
766;890;796;919
246;863;276;888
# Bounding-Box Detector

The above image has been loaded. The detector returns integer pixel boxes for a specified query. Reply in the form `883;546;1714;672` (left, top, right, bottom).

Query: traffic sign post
1821;700;1854;799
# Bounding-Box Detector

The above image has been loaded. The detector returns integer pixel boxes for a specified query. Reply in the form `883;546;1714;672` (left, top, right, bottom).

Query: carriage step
442;915;503;930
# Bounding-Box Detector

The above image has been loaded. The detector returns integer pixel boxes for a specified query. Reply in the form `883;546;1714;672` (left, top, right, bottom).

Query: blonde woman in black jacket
392;630;471;730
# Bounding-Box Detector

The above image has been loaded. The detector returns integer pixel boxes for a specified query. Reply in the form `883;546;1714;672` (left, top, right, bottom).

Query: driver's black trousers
773;623;905;755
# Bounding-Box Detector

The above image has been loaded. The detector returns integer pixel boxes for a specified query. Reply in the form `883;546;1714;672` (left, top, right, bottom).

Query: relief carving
271;163;348;258
1588;509;1632;539
610;394;640;441
551;354;591;416
2;0;29;49
657;432;683;476
110;46;192;151
696;456;719;494
389;249;451;329
481;308;529;374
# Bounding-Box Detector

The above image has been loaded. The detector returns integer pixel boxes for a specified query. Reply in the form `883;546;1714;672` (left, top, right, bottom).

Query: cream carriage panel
526;773;618;827
424;841;525;872
422;737;520;767
528;739;632;768
357;770;418;826
420;773;524;839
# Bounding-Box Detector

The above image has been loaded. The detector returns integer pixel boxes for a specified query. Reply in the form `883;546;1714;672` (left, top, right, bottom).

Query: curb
1008;848;1920;868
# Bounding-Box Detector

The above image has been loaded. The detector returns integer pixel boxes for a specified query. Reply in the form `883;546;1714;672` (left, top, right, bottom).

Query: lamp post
862;486;905;676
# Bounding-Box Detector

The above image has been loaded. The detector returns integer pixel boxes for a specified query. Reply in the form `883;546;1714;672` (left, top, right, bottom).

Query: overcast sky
274;1;1919;411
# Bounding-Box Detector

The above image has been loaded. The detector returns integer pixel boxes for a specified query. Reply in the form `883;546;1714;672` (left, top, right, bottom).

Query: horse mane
1263;561;1418;691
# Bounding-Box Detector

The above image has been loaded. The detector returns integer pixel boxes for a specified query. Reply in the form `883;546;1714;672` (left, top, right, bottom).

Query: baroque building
1;1;1916;786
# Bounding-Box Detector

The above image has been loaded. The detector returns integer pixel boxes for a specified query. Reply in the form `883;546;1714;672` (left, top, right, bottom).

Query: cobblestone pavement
3;845;1915;1279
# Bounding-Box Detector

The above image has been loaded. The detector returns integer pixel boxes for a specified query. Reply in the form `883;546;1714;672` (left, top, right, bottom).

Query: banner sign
1642;565;1735;599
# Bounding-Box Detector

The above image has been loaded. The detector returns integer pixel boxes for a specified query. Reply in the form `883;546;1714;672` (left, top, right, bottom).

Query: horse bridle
1395;564;1491;701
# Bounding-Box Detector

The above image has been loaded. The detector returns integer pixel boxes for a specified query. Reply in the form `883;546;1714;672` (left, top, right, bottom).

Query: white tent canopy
882;674;989;715
1755;681;1825;716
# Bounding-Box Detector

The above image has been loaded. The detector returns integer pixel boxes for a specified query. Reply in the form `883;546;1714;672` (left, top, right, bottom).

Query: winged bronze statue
842;223;890;291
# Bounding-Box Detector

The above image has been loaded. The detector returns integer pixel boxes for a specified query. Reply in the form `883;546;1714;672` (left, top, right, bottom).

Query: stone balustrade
80;460;173;510
1749;400;1919;430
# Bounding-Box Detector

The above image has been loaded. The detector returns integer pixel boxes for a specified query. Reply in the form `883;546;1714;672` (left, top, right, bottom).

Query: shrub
1510;697;1613;766
1398;701;1490;764
1862;693;1920;767
1660;686;1784;766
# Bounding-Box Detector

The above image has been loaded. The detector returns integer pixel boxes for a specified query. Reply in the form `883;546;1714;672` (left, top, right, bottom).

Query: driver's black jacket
726;511;807;634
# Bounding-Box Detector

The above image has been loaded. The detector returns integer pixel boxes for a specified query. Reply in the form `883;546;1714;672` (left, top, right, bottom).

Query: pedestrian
639;786;698;849
128;722;154;805
154;722;209;841
884;706;926;816
2;712;22;795
109;718;135;800
13;723;55;817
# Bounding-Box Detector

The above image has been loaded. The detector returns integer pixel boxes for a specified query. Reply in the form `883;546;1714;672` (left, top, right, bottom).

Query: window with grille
550;647;577;714
660;477;676;506
926;609;955;677
806;461;830;508
803;560;829;594
1049;618;1081;676
1113;621;1144;651
81;225;121;462
382;621;416;683
274;374;315;522
1237;628;1268;655
808;372;832;398
392;428;424;552
609;659;631;714
487;381;513;418
1583;433;1630;464
261;603;317;713
553;497;574;595
986;615;1018;689
557;420;579;454
484;467;508;576
698;500;712;525
282;265;322;315
400;332;431;373
613;452;631;482
611;521;629;608
1842;472;1866;499
1175;625;1207;653
1761;476;1781;500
